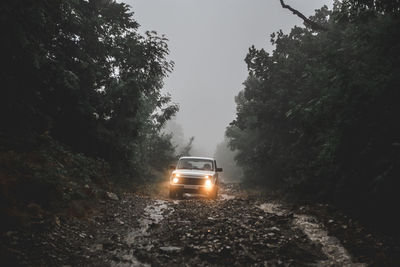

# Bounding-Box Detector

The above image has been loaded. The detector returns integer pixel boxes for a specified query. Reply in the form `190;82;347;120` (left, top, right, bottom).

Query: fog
123;0;333;156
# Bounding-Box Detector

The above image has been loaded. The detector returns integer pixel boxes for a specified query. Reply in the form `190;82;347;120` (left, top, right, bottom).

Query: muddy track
1;184;366;266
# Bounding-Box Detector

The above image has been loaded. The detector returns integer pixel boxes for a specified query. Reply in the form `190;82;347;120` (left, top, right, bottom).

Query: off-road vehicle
169;157;223;199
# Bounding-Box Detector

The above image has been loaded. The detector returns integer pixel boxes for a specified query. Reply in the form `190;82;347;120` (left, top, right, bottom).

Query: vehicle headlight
205;179;212;187
172;177;179;183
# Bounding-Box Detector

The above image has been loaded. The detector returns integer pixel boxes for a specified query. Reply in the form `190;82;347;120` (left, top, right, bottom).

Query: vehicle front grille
180;177;206;185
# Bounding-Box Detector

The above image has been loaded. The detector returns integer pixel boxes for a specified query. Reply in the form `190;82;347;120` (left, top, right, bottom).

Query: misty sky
122;0;333;156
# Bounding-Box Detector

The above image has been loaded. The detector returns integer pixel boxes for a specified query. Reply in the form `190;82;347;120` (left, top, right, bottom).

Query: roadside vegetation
0;0;178;228
227;0;400;236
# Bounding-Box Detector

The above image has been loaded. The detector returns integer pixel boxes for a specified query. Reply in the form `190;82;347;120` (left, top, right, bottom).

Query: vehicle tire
210;186;218;200
177;190;183;199
169;188;176;199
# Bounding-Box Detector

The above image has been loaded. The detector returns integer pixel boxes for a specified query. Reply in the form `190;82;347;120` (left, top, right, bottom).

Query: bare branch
279;0;328;31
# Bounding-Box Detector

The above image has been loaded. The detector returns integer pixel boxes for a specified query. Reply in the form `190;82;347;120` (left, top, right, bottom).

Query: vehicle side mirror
169;165;176;170
216;167;223;172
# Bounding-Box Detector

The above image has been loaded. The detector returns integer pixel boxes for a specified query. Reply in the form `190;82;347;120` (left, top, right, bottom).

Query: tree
278;0;328;31
228;1;400;232
0;0;178;182
178;137;195;157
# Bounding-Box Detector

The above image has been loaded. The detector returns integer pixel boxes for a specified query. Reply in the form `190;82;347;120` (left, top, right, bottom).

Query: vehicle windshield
177;158;214;171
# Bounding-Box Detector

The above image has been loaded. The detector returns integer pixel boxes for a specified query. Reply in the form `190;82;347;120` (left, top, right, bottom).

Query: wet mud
1;184;387;266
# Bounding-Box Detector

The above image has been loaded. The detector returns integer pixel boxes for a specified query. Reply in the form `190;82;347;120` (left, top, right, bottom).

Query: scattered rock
4;184;393;266
106;192;119;201
159;246;183;253
89;244;103;252
115;218;125;225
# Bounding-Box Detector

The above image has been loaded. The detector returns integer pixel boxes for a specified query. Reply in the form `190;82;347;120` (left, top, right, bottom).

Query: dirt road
1;184;387;266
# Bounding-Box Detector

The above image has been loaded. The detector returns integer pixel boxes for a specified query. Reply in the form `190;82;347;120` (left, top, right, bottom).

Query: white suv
169;156;223;199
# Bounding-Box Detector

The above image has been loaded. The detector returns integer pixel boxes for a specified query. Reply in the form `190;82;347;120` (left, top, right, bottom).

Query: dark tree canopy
0;0;178;181
228;1;400;232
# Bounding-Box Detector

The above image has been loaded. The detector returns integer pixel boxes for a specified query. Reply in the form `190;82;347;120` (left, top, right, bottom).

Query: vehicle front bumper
170;184;213;194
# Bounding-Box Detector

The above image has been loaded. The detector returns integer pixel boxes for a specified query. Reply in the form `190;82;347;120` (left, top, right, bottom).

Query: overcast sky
123;0;332;156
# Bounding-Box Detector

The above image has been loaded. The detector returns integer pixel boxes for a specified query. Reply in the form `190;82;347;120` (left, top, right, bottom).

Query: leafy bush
0;135;111;229
227;2;400;233
0;0;178;184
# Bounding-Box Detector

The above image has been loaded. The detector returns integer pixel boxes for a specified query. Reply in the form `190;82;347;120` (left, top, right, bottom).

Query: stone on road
1;184;368;266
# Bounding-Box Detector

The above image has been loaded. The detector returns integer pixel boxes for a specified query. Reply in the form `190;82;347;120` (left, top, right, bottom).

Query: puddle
294;214;365;266
111;200;172;267
258;203;285;216
126;199;172;245
258;202;365;266
220;194;235;200
110;251;150;267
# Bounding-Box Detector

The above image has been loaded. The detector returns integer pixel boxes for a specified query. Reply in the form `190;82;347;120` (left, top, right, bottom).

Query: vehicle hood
172;169;215;177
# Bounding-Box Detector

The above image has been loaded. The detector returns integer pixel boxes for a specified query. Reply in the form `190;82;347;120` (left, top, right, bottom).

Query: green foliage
0;0;178;183
0;135;111;229
227;2;400;230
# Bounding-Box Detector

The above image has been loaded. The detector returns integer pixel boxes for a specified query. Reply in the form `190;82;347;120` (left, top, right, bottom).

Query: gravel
0;184;378;266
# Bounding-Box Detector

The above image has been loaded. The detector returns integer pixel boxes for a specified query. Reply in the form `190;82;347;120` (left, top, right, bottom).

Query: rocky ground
1;183;399;266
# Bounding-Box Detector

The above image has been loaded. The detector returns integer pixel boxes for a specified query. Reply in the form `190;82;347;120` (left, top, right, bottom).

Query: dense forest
227;0;400;234
0;0;179;227
1;0;179;178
